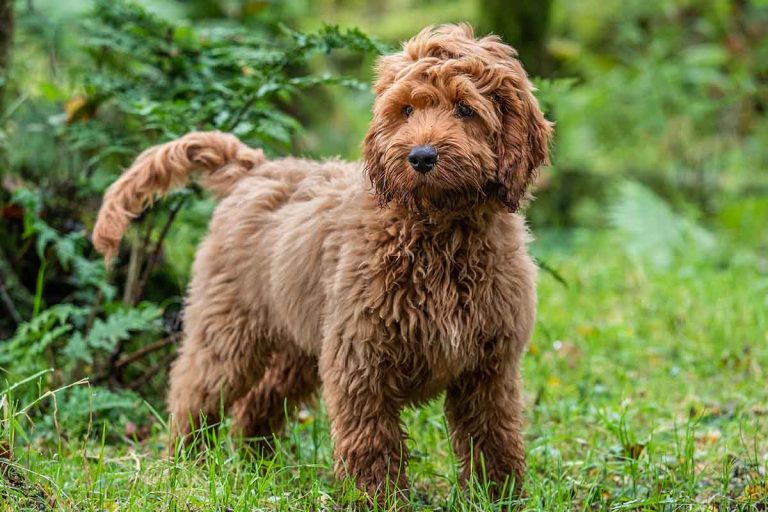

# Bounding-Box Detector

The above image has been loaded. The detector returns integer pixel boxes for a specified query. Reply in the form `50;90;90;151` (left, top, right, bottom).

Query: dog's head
363;24;553;213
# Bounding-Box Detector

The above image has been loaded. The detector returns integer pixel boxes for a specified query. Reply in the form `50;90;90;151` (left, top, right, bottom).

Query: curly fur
92;23;552;502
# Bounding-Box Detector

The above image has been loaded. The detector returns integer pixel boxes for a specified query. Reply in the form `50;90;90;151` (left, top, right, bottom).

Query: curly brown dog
92;23;552;501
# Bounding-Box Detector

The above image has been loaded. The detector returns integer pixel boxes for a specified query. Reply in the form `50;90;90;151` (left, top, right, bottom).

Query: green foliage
0;0;382;432
69;1;385;159
11;187;113;303
531;0;768;230
71;304;162;357
1;184;162;420
609;181;715;269
2;304;86;367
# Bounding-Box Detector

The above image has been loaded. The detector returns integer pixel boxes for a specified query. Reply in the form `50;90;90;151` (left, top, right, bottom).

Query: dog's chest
361;222;502;387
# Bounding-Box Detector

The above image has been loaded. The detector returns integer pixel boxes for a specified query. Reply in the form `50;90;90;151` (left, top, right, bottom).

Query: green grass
2;231;767;511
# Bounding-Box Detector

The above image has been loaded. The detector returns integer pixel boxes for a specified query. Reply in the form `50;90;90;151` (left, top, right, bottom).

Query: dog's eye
455;102;475;119
402;105;414;118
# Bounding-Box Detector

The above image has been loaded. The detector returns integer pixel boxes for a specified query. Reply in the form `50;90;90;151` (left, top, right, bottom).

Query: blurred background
0;1;767;503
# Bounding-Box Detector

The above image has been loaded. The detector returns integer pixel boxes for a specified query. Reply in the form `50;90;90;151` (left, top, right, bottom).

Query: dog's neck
381;198;506;235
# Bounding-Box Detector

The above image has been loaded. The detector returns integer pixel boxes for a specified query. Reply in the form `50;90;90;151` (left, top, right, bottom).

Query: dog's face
363;24;553;213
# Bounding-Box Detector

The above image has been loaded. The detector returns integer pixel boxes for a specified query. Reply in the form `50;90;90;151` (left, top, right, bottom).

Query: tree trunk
0;0;13;109
478;0;552;76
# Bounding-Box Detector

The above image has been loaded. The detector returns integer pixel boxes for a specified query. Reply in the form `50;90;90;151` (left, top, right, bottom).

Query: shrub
0;0;383;436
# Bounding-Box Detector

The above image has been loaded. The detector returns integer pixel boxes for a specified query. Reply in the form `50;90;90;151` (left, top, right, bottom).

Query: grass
2;230;767;511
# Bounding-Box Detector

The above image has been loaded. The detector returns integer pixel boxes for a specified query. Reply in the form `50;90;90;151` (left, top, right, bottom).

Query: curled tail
92;131;265;262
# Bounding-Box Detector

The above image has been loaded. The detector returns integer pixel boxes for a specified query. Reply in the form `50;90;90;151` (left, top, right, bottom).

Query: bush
0;0;383;433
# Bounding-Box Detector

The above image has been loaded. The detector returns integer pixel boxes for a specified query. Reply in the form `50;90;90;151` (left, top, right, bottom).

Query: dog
92;23;552;501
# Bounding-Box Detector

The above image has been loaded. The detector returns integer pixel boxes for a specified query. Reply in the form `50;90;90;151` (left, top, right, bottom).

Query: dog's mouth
400;166;489;212
411;167;435;184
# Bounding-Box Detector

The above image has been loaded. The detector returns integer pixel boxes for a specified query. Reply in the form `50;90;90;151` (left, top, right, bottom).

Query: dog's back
199;156;371;354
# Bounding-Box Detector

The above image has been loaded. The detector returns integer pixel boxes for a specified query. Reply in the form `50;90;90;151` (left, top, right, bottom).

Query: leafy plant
609;180;716;269
0;194;162;404
66;1;386;169
0;0;383;431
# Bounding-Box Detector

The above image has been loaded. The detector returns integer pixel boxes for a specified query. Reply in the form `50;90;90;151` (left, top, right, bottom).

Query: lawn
2;231;766;511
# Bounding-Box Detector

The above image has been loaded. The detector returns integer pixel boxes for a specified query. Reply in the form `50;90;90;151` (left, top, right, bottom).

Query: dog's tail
92;131;265;262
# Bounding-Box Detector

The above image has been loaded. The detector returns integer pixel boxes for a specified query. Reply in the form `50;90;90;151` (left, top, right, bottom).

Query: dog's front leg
444;356;526;500
321;357;409;503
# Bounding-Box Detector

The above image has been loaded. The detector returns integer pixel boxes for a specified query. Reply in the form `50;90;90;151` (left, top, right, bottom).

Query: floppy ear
362;119;387;203
494;72;553;211
362;52;411;205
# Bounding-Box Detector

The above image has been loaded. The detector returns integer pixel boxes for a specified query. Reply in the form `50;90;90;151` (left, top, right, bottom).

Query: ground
1;232;767;511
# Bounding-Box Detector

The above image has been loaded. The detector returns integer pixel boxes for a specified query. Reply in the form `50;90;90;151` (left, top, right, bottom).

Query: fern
0;305;87;370
609;181;716;269
11;188;115;302
76;304;162;355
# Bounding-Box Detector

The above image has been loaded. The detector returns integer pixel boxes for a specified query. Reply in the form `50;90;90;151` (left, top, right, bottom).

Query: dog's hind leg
166;313;271;442
166;246;273;441
231;350;320;444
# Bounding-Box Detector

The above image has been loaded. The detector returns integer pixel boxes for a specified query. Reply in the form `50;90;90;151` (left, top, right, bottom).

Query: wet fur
92;24;552;502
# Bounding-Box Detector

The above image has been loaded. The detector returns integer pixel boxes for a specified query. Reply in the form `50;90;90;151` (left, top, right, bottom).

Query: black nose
407;145;438;173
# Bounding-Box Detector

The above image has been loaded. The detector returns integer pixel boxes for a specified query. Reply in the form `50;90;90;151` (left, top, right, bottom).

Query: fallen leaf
623;443;646;460
0;440;12;460
696;429;721;447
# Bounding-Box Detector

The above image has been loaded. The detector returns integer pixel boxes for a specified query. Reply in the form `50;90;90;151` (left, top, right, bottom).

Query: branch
122;230;144;305
226;93;256;132
115;335;177;369
93;334;178;384
128;352;175;391
0;0;14;109
133;194;189;303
